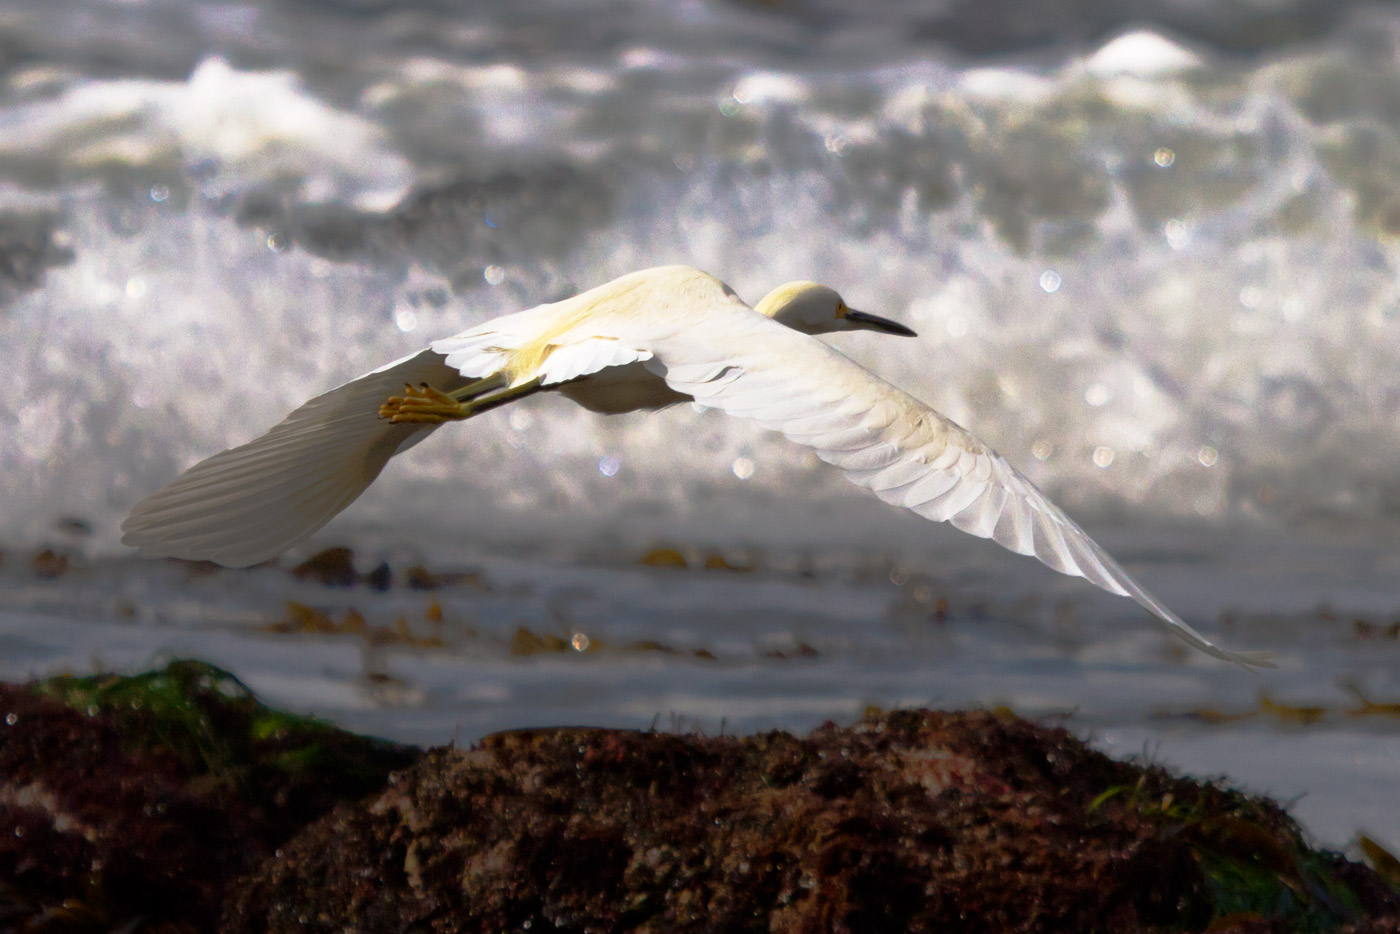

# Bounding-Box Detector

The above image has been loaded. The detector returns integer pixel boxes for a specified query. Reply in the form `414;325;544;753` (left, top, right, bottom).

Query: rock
639;547;687;569
1;661;418;931
405;564;444;590
221;709;1400;933
363;561;394;592
291;547;358;587
29;548;71;580
4;661;1398;932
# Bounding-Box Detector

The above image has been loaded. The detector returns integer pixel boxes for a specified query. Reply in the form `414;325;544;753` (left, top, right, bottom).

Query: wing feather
816;443;905;473
651;312;1271;668
536;341;654;386
121;348;469;567
123;269;1270;666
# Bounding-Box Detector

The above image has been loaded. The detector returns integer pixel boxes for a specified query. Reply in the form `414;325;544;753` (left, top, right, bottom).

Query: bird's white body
123;265;1270;667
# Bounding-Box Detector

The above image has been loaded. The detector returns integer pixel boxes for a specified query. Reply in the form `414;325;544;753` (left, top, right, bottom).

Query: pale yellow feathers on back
122;264;1270;667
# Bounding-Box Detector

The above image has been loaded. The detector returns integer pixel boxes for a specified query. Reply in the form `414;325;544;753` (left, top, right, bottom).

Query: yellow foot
379;383;471;424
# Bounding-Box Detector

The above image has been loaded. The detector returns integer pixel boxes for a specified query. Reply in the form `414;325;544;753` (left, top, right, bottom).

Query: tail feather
122;348;471;567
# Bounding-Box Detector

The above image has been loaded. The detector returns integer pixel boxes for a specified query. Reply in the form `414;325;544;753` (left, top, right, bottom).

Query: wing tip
1169;623;1276;670
1212;647;1278;671
120;532;273;568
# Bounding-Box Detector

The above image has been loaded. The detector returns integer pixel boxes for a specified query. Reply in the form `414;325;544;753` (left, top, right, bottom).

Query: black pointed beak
845;309;918;337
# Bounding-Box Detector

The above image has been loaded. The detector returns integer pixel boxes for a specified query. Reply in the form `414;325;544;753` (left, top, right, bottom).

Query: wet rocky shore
1;659;1397;932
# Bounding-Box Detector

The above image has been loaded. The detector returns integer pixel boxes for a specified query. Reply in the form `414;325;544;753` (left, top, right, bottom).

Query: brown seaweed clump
0;661;418;931
3;661;1397;933
222;709;1400;934
0;680;248;930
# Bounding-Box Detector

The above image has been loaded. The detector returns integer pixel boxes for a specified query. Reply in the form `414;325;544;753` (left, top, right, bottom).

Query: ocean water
2;0;1399;856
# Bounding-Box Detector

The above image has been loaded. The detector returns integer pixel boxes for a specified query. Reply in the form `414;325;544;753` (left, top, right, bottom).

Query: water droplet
598;455;621;477
1163;218;1193;250
1153;147;1175;168
1092;446;1116;468
394;307;418;333
732;457;754;480
913;584;934;604
1084;382;1112;407
266;232;287;253
484;265;505;285
571;632;590;652
1238;285;1263;309
3;713;15;726
125;277;147;300
149;183;170;202
1196;445;1219;467
824;133;850;156
509;409;534;432
1031;440;1053;461
889;566;909;585
1039;270;1062;293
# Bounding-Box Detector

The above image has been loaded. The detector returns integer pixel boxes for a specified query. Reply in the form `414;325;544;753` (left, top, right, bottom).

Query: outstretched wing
121;348;468;567
124;327;662;567
648;310;1272;668
123;285;666;568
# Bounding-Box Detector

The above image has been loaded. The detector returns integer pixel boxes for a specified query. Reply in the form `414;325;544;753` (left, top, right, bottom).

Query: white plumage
123;265;1271;667
120;349;461;567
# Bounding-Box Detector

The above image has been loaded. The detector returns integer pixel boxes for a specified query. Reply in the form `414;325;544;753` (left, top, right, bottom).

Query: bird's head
754;281;917;337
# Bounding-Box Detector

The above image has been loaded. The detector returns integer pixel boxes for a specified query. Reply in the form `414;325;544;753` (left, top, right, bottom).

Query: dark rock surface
222;709;1400;934
2;660;1398;932
0;660;417;931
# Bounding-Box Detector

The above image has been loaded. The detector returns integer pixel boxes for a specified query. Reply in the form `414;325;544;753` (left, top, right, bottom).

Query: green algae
1088;772;1394;930
223;707;1400;933
6;667;1398;932
0;660;420;932
28;659;418;825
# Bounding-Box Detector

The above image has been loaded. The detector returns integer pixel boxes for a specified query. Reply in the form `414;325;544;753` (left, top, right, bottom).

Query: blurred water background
2;0;1400;856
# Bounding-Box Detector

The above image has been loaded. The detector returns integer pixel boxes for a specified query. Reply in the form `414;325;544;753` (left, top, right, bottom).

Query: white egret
123;265;1271;667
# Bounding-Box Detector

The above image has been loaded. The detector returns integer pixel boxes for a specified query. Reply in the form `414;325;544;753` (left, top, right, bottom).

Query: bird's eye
836;301;847;317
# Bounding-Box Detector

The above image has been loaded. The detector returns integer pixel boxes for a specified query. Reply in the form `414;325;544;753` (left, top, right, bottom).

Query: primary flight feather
123;265;1271;667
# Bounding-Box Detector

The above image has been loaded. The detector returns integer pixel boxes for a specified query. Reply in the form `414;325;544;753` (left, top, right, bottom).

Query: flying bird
123;265;1271;667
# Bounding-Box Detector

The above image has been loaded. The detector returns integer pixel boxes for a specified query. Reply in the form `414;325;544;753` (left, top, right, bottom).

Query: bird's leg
379;373;542;424
456;377;544;417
